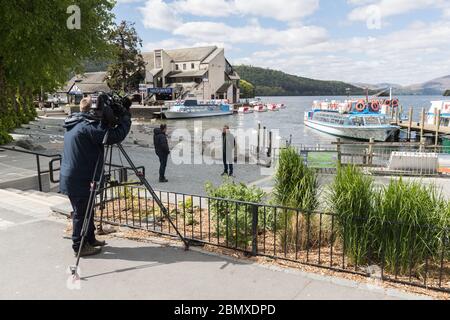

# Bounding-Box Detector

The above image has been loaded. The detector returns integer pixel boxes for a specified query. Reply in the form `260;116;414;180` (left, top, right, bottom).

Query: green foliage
444;90;450;96
375;179;448;274
239;79;255;99
273;147;322;250
0;0;115;145
106;21;146;93
205;179;265;247
234;65;372;96
329;166;450;274
328;166;375;266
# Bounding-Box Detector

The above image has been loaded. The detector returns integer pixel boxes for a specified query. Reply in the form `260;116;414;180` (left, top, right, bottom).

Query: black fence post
252;204;259;256
36;155;42;192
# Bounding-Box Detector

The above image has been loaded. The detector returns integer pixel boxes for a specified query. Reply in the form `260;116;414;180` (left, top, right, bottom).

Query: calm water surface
142;95;443;146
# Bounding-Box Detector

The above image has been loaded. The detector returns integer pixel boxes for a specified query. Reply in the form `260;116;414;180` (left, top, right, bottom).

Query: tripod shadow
80;244;247;281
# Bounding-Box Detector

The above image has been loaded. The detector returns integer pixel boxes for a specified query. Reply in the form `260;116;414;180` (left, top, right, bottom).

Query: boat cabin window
351;117;364;126
364;117;382;125
184;100;198;106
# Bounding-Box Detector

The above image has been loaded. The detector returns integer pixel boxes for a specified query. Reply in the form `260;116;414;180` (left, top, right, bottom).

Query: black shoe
159;178;169;183
73;244;102;257
221;172;228;176
90;239;107;247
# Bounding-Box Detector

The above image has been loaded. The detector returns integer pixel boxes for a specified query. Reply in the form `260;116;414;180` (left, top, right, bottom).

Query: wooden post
420;107;425;142
368;138;374;165
420;136;425;153
407;107;413;141
263;126;267;150
336;138;342;166
435;109;441;149
268;131;273;158
257;122;261;160
434;108;438;126
395;106;399;125
399;105;403;122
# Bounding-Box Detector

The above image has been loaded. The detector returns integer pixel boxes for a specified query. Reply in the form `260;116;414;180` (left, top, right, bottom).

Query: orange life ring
331;103;338;110
371;100;380;112
392;99;399;107
385;99;391;106
355;100;366;112
445;104;450;111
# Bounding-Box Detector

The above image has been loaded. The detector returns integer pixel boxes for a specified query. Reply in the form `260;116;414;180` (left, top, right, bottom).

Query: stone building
142;46;240;103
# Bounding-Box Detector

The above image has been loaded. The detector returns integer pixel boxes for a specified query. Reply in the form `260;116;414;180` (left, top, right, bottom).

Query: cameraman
60;96;132;257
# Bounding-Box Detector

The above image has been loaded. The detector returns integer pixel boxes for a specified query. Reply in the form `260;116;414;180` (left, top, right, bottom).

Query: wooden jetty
389;107;450;146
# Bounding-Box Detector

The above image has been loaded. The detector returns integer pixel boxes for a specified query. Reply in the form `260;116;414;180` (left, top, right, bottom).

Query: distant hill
403;75;450;95
352;76;450;95
234;65;371;96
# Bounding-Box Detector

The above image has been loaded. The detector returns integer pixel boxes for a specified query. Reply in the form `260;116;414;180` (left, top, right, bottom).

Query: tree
444;90;450;97
0;0;116;144
106;21;146;93
239;79;255;99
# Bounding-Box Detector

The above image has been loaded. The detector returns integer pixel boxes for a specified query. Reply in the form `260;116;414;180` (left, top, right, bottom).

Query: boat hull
304;119;399;142
164;110;233;119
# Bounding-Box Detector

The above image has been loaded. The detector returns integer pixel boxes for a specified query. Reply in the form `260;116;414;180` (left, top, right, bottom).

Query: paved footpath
0;207;431;300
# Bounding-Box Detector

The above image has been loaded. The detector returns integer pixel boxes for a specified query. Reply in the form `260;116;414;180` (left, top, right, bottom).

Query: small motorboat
254;104;268;112
267;104;280;111
238;106;254;114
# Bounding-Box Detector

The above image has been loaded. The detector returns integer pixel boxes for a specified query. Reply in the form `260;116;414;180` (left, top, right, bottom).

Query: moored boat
427;100;450;128
304;99;400;141
254;104;268;112
238;106;254;114
267;104;280;111
163;99;233;119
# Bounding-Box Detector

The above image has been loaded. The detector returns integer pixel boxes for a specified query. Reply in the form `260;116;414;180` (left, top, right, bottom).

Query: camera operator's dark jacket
153;128;170;157
60;112;131;198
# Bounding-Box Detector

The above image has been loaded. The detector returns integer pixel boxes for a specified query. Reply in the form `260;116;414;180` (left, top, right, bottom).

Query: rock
15;140;35;150
14;139;45;152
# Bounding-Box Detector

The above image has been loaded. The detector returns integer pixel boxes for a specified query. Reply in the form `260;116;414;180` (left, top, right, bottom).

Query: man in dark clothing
222;125;236;177
154;124;170;183
60;97;131;257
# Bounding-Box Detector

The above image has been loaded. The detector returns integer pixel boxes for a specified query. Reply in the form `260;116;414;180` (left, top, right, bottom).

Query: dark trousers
223;159;233;175
158;154;168;179
70;196;96;251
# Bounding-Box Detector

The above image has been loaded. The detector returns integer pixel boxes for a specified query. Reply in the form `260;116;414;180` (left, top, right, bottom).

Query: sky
113;0;450;86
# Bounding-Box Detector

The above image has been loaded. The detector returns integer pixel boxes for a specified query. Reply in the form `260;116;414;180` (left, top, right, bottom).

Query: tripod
70;131;189;277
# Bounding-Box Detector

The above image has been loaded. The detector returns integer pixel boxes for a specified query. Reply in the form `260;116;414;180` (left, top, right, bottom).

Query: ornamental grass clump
328;165;375;266
375;178;449;275
273;147;323;251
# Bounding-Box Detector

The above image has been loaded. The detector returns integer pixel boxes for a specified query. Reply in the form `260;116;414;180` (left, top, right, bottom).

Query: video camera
92;92;132;127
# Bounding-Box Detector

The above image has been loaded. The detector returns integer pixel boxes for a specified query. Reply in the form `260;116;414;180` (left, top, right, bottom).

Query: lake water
143;95;444;148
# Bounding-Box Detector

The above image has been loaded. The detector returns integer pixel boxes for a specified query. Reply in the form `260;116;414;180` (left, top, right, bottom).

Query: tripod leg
116;143;189;250
98;146;113;235
71;134;112;277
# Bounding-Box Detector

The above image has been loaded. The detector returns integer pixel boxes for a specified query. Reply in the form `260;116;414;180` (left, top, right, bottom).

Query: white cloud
141;0;319;23
139;0;182;31
172;21;327;48
237;20;450;85
348;0;449;22
234;0;319;22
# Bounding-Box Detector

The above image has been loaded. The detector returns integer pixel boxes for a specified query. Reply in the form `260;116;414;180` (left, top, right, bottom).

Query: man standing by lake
222;125;236;177
154;124;170;183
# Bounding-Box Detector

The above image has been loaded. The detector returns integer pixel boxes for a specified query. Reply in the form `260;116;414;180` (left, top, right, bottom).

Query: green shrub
328;165;375;266
375;179;449;274
206;179;265;248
